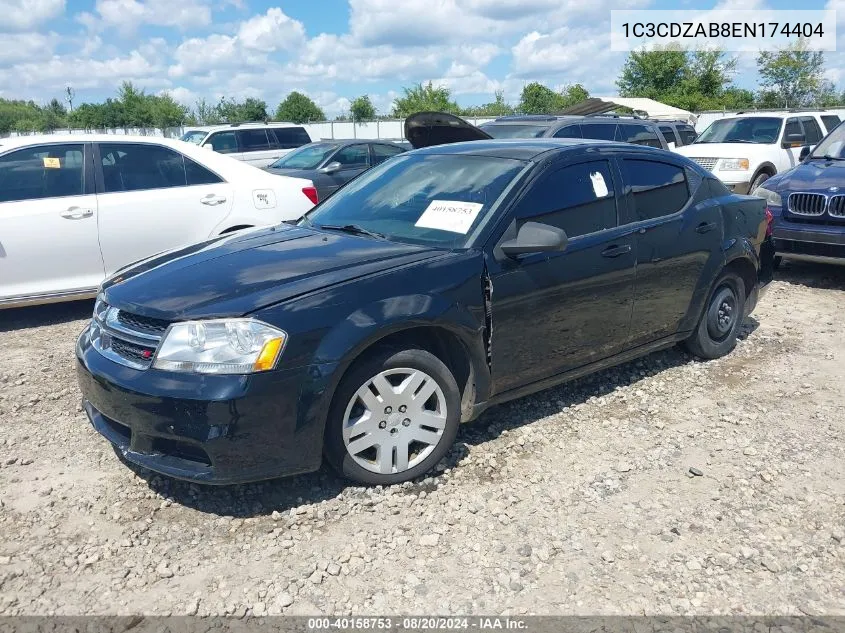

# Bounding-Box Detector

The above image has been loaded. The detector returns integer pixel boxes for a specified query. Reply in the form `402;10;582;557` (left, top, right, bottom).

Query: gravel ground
0;261;843;617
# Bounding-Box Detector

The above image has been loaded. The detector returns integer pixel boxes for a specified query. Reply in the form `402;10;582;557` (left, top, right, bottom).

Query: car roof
0;134;195;151
409;138;648;160
183;122;304;133
722;111;829;121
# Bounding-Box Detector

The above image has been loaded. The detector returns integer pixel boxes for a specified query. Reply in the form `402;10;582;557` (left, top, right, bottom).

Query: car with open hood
752;119;845;266
76;112;774;486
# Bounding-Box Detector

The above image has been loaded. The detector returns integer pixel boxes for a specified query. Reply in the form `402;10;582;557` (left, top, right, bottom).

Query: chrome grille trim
690;157;718;171
90;305;164;370
828;195;845;218
788;192;827;216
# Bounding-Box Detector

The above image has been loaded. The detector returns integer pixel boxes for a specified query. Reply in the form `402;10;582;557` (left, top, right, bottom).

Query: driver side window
333;145;370;168
513;160;618;239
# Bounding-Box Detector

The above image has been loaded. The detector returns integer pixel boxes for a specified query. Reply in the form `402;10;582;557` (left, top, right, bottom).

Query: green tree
117;81;153;127
559;83;590;108
757;40;825;108
518;82;565;114
350;95;376;121
463;90;514;117
193;98;222;125
215;97;268;123
617;45;688;98
391;82;461;117
275;92;325;123
149;93;188;129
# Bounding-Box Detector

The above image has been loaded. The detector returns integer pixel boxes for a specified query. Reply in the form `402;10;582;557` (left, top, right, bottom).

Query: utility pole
65;86;75;112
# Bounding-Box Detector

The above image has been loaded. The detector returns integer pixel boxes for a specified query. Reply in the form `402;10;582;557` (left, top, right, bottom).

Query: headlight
93;294;108;321
750;185;782;206
153;318;287;374
719;158;750;171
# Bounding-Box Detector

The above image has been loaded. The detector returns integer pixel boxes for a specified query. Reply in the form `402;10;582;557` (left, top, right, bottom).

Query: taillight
302;186;318;205
765;207;774;237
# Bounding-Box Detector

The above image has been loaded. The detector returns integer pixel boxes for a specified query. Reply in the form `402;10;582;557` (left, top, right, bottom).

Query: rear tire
324;347;461;485
685;271;746;360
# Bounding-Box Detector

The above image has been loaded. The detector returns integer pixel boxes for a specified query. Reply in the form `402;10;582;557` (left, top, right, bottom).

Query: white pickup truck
675;111;841;193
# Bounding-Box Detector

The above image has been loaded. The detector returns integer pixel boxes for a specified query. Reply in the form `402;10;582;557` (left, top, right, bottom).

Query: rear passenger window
619;124;662;148
0;144;85;203
579;123;617;141
621;159;689;221
678;126;698;144
799;117;823;144
659;126;678;146
99;143;186;193
514;160;617;239
334;145;369;167
821;115;841;133
185;157;223;185
553;125;582;139
371;144;404;165
236;129;270;151
273;127;312;149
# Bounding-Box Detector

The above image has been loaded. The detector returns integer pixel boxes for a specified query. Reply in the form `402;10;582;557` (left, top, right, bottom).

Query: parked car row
71;111;775;486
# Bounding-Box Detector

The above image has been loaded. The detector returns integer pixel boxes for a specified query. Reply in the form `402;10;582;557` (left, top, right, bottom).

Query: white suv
180;122;313;168
676;111;841;193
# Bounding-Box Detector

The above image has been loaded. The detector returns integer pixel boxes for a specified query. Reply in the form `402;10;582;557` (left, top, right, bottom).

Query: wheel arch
751;162;777;184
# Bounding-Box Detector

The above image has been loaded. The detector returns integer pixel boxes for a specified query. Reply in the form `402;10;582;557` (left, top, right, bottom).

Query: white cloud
0;32;60;64
237;8;306;52
91;0;212;31
0;0;65;31
162;86;200;106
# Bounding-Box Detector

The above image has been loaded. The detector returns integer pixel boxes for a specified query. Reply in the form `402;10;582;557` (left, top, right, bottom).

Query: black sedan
263;139;406;201
76;126;773;486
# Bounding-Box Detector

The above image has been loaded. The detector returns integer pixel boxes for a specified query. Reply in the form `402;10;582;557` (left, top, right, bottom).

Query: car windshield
299;153;528;248
480;124;550;139
809;122;845;159
694;117;782;144
270;142;339;169
180;131;208;145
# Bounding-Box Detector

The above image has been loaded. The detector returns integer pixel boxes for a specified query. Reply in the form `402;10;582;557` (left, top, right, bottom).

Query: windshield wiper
808;154;845;162
317;224;387;239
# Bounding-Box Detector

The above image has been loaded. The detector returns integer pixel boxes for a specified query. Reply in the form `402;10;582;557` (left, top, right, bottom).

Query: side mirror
782;133;806;148
500;222;568;258
201;143;215;151
799;145;812;161
319;161;342;174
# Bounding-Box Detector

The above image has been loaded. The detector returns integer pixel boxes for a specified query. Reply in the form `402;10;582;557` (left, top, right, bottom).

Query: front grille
91;304;165;370
828;195;845;218
690;157;718;171
109;337;156;365
117;311;170;335
788;193;827;216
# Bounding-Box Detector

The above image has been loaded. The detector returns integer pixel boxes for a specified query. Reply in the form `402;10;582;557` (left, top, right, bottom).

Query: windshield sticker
42;157;61;169
590;171;609;198
415;200;484;234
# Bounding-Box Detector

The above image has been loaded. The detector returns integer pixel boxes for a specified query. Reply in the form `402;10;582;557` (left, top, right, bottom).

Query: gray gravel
0;261;843;616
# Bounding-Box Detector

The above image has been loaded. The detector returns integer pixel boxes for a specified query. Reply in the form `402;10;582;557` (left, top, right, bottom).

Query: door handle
601;244;632;258
696;221;717;234
60;207;93;220
200;195;227;206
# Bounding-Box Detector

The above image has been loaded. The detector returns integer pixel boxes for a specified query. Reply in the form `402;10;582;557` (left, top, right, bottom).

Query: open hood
404;111;492;149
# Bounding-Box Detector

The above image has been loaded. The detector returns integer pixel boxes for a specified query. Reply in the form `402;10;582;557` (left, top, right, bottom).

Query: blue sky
0;0;841;117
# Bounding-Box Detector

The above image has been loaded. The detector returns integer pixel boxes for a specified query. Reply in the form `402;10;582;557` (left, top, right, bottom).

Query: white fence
2;117;498;142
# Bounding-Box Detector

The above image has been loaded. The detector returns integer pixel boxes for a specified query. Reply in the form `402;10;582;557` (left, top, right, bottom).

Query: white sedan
0;134;318;308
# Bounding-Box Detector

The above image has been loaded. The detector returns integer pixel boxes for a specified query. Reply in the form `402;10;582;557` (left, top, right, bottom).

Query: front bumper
772;224;845;265
76;326;336;484
719;178;752;194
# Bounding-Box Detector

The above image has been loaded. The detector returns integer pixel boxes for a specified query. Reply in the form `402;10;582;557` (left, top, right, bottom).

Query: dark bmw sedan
264;139;406;201
753;122;845;266
76;131;773;486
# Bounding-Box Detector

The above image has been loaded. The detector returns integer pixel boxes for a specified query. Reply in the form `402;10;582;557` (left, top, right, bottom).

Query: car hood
675;142;775;158
766;160;845;192
101;225;444;320
404;111;492;149
263;167;318;180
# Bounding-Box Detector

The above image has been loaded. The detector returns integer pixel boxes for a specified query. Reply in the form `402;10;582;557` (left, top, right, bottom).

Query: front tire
324;348;461;485
685;271;746;360
749;171;770;193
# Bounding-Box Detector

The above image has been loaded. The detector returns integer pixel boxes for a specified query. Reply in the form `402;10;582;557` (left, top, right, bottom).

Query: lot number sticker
590;171;609;198
42;157;61;169
415;200;484;234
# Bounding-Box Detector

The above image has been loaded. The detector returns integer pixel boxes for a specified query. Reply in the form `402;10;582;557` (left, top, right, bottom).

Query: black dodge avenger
76;113;774;486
